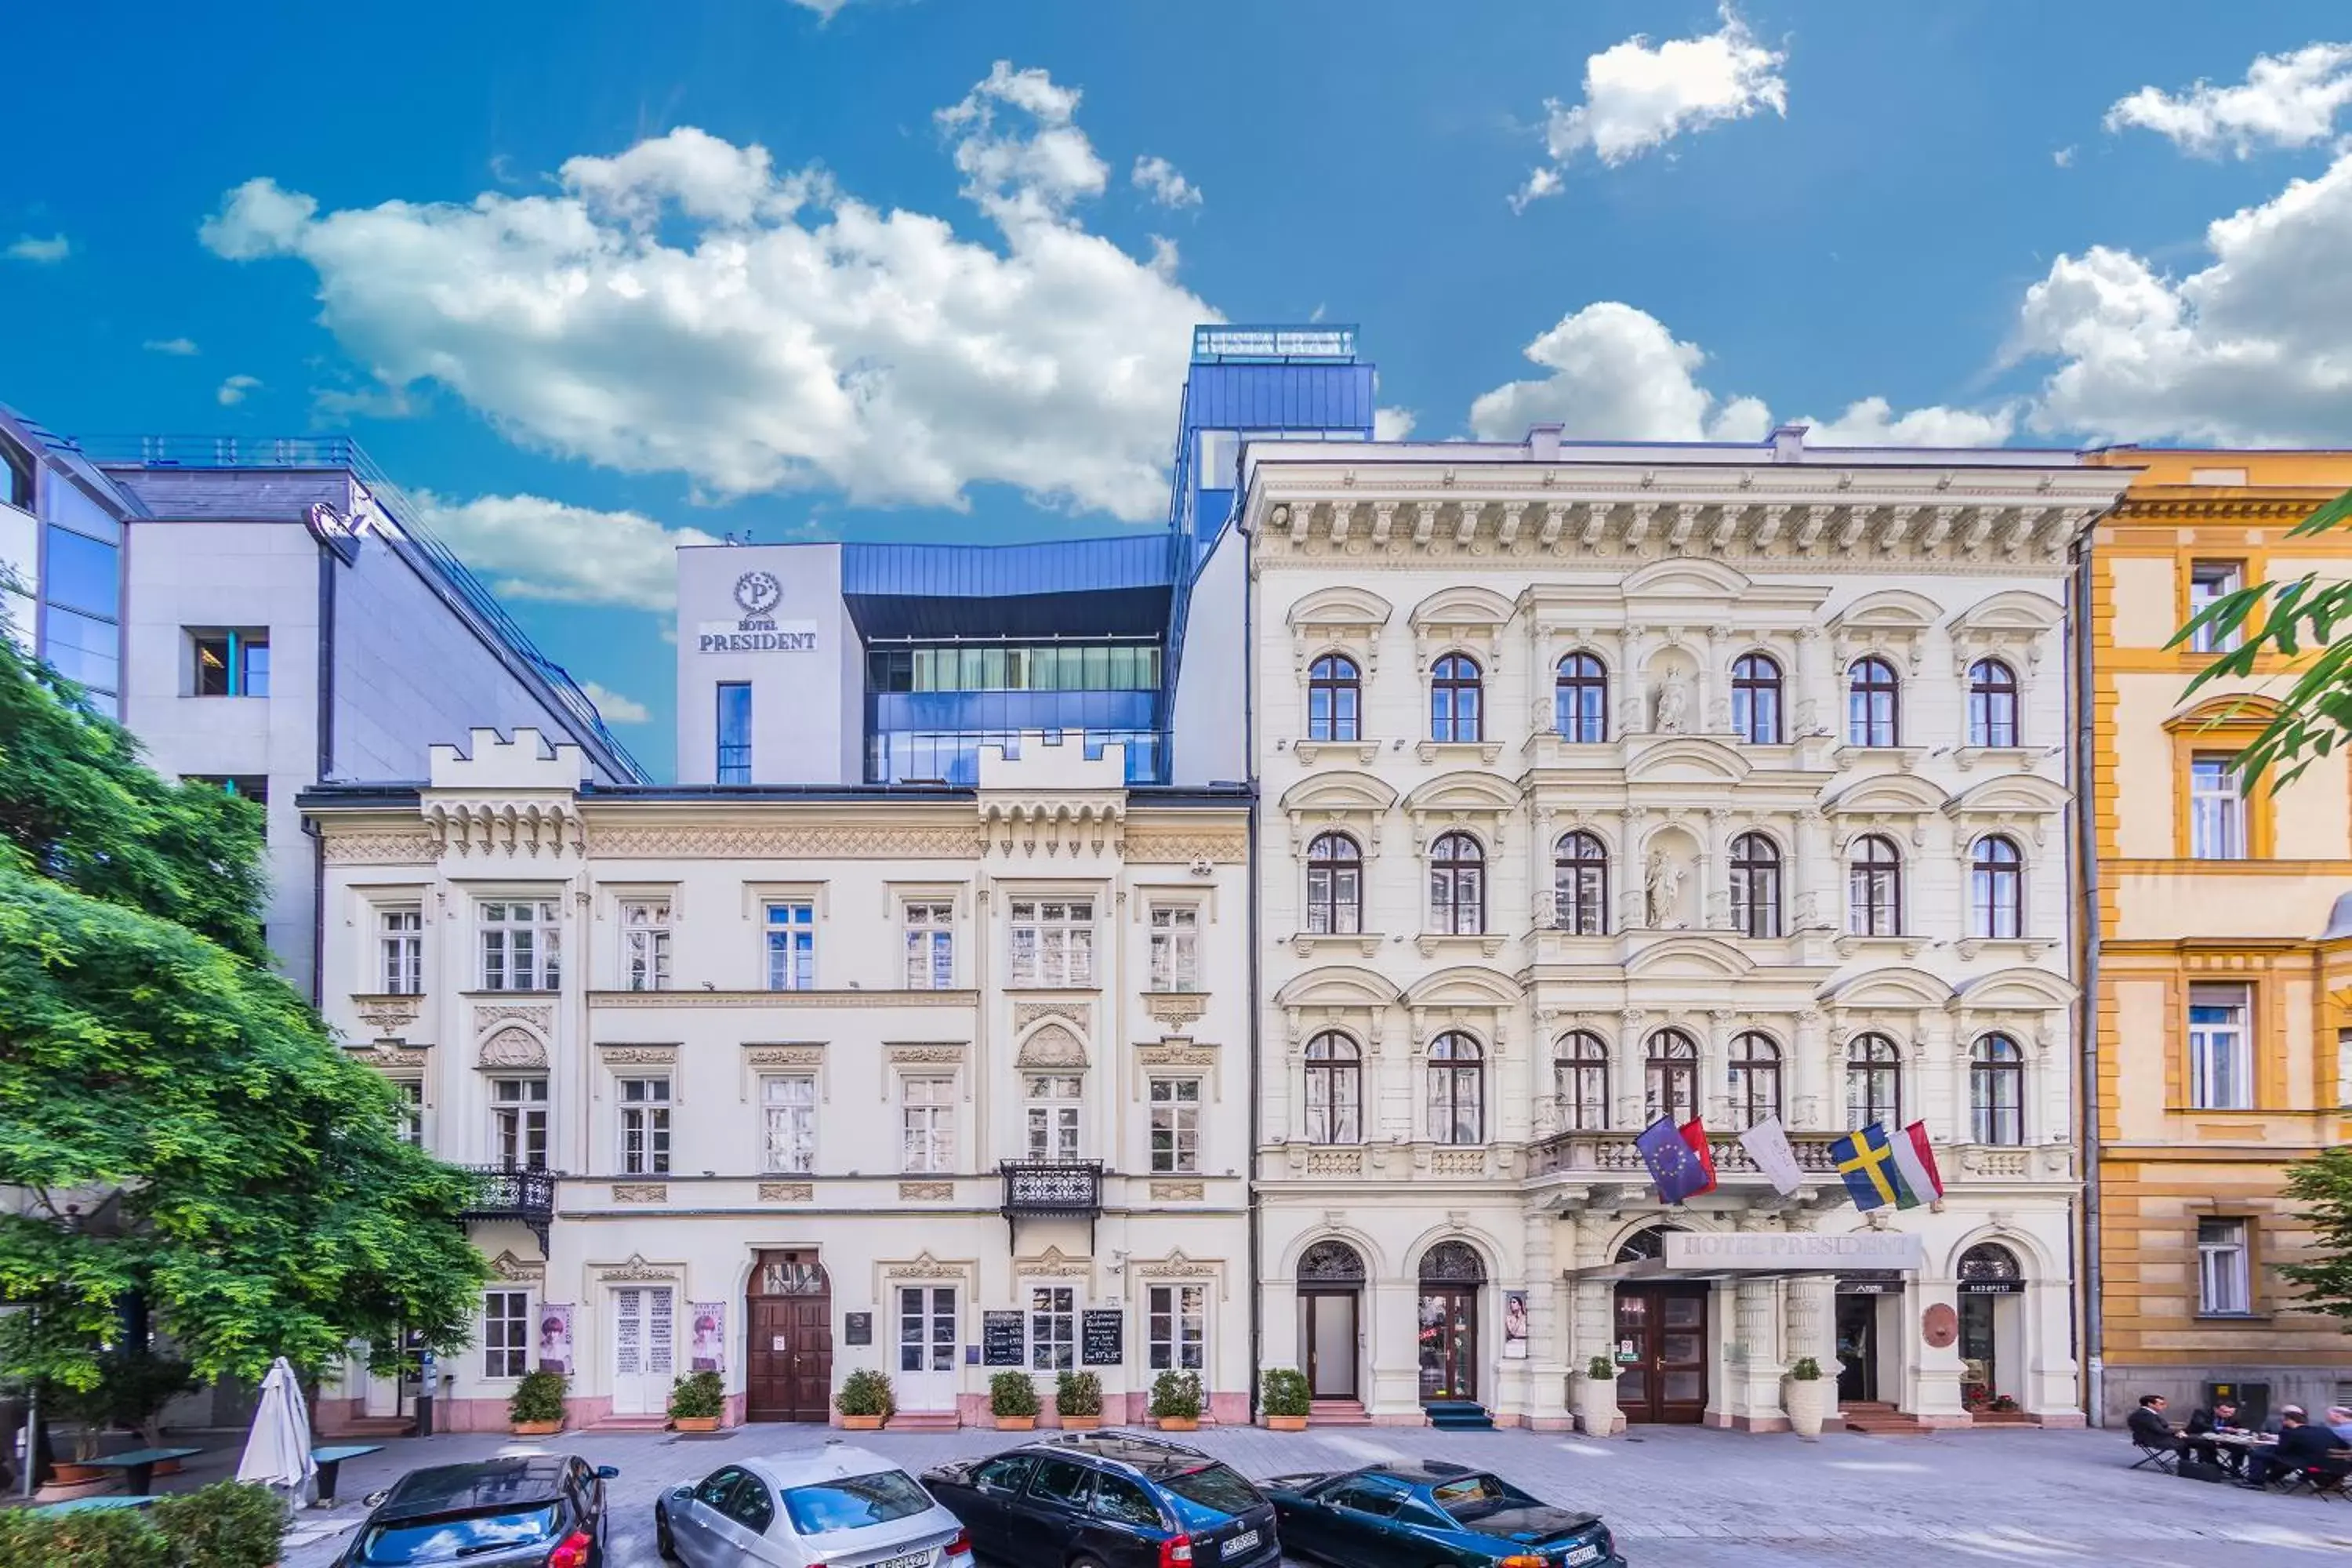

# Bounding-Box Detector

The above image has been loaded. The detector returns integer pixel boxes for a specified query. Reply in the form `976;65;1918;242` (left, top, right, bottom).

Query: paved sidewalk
267;1422;2352;1566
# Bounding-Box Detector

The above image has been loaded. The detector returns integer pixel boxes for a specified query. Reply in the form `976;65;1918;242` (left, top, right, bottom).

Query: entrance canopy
1573;1229;1925;1283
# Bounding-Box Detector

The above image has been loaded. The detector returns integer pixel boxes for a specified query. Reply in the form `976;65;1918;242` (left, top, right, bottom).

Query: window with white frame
764;901;815;990
1149;1078;1200;1173
379;907;423;995
392;1080;423;1147
1147;1283;1206;1372
483;1289;530;1378
1009;900;1094;987
2188;984;2253;1110
618;1076;671;1174
480;900;561;991
903;902;954;989
1029;1284;1076;1371
492;1077;549;1170
2190;755;2248;860
621;898;672;992
1025;1074;1083;1162
2198;1218;2252;1315
2187;561;2244;653
1149;906;1200;993
901;1076;955;1173
762;1076;817;1173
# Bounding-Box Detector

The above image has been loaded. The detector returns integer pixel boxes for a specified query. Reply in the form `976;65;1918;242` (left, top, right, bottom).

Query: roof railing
1190;324;1359;363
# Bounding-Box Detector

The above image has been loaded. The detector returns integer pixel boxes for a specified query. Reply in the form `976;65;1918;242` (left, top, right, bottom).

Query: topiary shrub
508;1368;568;1425
1789;1356;1822;1381
1260;1367;1311;1419
1586;1354;1616;1381
1056;1370;1102;1417
668;1370;725;1420
0;1506;170;1568
1149;1370;1203;1421
152;1479;290;1568
836;1369;895;1419
989;1370;1040;1418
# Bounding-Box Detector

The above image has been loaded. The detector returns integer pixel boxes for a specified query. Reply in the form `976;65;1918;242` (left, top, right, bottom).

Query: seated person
2184;1399;2246;1472
2129;1394;2182;1454
2326;1406;2352;1446
2244;1410;2343;1488
2260;1403;2307;1437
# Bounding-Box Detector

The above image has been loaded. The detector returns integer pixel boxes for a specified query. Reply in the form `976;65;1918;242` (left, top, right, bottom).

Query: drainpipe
2071;535;2105;1427
310;540;337;1007
1240;504;1265;1428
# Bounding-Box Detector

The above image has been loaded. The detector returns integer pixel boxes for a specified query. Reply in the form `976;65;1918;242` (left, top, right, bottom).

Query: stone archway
1297;1240;1365;1403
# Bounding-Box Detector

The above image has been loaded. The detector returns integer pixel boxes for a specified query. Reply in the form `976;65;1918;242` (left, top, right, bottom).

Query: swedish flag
1830;1123;1912;1212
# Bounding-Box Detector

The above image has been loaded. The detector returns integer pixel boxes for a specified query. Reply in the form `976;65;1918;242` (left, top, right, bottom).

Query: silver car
655;1442;976;1568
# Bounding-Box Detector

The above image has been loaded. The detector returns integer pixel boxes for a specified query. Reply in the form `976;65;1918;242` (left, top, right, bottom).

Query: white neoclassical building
1243;424;2132;1432
307;728;1254;1432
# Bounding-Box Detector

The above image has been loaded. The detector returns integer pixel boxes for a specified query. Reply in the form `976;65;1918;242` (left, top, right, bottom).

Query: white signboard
1663;1231;1924;1272
695;570;819;654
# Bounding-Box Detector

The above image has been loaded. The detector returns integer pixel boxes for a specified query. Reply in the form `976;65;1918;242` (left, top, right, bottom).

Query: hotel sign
1663;1232;1924;1272
697;570;818;654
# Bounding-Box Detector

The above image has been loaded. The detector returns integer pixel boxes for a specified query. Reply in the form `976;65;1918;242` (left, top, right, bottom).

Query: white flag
1737;1116;1805;1196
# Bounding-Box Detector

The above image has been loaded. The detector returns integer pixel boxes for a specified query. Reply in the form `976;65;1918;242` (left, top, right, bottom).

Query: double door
1416;1289;1478;1403
896;1286;958;1415
1613;1284;1706;1423
746;1293;832;1421
612;1286;677;1416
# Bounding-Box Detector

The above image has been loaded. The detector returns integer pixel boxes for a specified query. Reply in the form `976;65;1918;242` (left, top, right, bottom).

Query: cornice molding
590;825;982;859
592;989;977;1009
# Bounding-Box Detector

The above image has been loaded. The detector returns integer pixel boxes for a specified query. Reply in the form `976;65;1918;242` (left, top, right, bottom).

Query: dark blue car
923;1431;1279;1568
1264;1461;1622;1568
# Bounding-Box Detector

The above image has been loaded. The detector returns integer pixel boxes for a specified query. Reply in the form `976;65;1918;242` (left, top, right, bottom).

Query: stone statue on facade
1655;673;1691;735
1645;849;1686;929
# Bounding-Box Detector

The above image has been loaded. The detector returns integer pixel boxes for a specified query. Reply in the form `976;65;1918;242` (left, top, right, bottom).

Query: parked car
923;1430;1280;1568
656;1441;975;1567
1263;1461;1622;1567
339;1454;619;1567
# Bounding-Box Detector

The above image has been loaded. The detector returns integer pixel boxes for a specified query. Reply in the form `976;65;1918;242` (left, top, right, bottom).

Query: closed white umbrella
236;1358;317;1505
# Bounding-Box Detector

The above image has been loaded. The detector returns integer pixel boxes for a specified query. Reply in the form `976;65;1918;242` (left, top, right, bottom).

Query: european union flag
1636;1117;1715;1204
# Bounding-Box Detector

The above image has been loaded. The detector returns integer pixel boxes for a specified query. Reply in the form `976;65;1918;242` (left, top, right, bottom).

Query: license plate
1565;1545;1602;1566
1224;1528;1260;1556
873;1553;931;1568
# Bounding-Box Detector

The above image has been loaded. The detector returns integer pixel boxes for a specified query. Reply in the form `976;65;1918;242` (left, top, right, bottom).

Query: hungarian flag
1890;1121;1945;1207
1636;1116;1718;1204
1831;1122;1946;1211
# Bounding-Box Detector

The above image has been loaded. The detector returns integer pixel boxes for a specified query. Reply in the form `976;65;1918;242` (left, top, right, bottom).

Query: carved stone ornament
323;831;436;865
757;1182;815;1203
1123;829;1247;865
1145;993;1209;1028
898;1181;954;1201
612;1183;667;1203
1149;1181;1205;1203
1644;851;1688;931
477;1027;548;1070
1017;1244;1091;1279
474;1004;555;1033
596;1253;681;1283
1137;1044;1218;1069
597;990;969;1008
354;996;423;1033
886;1251;967;1281
888;1046;968;1066
490;1249;546;1283
1014;1002;1090;1032
1654;673;1692;734
597;1045;677;1065
588;824;981;859
1135;1249;1210;1279
345;1044;430;1070
1014;1023;1089;1070
745;1046;823;1068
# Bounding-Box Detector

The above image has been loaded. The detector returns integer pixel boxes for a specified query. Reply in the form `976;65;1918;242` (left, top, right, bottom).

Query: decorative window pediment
1947;590;2063;673
1957;966;2076;1013
1409;585;1514;673
1945;775;2067;848
1824;774;1949;847
1624;736;1751;786
1830;589;1941;673
1623;935;1755;982
1620;556;1753;605
1288;586;1394;674
1279;771;1395;855
1014;1022;1091;1070
1817;964;1955;1011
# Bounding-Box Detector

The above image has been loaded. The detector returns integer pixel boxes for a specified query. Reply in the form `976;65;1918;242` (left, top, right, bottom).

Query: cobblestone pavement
256;1422;2352;1566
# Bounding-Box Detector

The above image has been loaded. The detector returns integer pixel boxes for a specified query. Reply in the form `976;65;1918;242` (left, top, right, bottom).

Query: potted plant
1261;1368;1310;1432
1784;1356;1833;1440
508;1369;568;1436
47;1377;118;1483
668;1370;726;1432
990;1371;1039;1431
152;1479;290;1568
1055;1371;1102;1431
1573;1355;1620;1439
102;1350;198;1465
836;1370;894;1431
1989;1392;2021;1414
1149;1370;1203;1432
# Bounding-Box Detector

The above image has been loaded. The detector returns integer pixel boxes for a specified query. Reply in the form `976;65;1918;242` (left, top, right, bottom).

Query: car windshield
1159;1463;1265;1519
358;1505;562;1564
1429;1474;1536;1519
781;1469;933;1536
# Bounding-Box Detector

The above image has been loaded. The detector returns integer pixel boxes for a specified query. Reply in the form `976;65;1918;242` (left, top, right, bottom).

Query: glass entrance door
896;1286;958;1414
1416;1289;1479;1403
1613;1285;1707;1423
1835;1294;1879;1403
1301;1290;1359;1401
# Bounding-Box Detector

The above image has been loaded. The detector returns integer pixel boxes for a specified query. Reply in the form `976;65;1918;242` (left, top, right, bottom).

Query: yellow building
2086;448;2352;1425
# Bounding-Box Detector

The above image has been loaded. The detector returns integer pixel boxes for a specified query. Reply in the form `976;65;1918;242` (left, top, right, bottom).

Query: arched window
1614;1224;1684;1264
1427;1033;1484;1145
1969;1035;2024;1146
1305;833;1363;936
1554;830;1610;935
1429;831;1485;935
1967;658;2020;748
1298;1239;1366;1283
1732;652;1784;745
1555;652;1609;742
1848;656;1901;747
1727;1033;1782;1131
1970;835;2024;940
1644;1029;1698;1125
1848;834;1904;936
1730;832;1782;938
1430;653;1483;743
1418;1240;1487;1283
1555;1031;1609;1131
1304;1033;1362;1145
1958;1242;2023;1287
1846;1033;1903;1129
1307;654;1361;742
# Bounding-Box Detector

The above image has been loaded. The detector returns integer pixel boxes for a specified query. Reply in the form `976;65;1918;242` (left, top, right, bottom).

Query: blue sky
8;2;2352;779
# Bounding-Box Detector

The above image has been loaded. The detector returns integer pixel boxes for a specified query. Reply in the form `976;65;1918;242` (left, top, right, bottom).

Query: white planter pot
1572;1376;1620;1438
1784;1377;1834;1439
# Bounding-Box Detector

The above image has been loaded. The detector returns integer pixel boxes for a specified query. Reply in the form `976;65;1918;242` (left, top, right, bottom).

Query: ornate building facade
1245;425;2131;1430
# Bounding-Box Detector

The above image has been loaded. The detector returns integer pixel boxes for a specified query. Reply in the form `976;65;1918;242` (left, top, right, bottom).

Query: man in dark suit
2243;1410;2344;1489
2185;1399;2246;1474
2129;1394;2183;1456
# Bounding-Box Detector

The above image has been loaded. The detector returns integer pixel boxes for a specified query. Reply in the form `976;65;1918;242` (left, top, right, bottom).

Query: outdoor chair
2275;1461;2350;1501
2129;1441;2180;1475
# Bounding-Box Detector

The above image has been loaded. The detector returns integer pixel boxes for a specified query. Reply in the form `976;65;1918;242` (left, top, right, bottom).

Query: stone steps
1840;1401;1931;1436
1308;1399;1371;1427
885;1413;962;1432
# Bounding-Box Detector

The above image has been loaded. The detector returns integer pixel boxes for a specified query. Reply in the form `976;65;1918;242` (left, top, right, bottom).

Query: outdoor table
37;1494;158;1515
80;1446;202;1497
310;1443;384;1507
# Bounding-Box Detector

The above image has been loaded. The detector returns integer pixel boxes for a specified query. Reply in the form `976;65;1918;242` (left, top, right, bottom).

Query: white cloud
143;337;200;356
1131;154;1202;209
2053;145;2077;169
412;492;722;612
2104;42;2352;158
1373;407;1417;441
786;0;855;17
200;66;1211;523
5;234;71;263
1512;5;1786;209
1796;397;2017;447
579;681;652;724
215;374;262;406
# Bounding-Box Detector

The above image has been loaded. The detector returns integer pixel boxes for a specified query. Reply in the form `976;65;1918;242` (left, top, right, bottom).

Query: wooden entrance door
1613;1284;1706;1423
1301;1290;1359;1400
746;1251;832;1422
1416;1289;1479;1403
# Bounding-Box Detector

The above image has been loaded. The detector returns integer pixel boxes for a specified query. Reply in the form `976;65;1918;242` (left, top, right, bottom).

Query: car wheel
1070;1557;1109;1568
655;1504;678;1562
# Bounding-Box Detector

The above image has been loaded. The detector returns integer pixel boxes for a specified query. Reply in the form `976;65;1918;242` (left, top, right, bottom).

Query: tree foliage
0;634;487;1388
2278;1145;2352;1325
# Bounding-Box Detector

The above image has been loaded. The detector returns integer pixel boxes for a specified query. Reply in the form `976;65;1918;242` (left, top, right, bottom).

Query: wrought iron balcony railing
999;1160;1104;1247
458;1165;557;1251
1526;1131;1846;1180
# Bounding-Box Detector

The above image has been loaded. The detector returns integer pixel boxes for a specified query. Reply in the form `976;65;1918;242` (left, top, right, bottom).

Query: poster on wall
536;1305;574;1375
1502;1292;1530;1359
982;1311;1025;1367
1081;1309;1124;1367
690;1302;728;1372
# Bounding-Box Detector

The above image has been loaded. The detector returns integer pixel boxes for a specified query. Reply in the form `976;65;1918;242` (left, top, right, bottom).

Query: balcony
459;1165;557;1252
999;1160;1103;1247
1526;1131;1846;1181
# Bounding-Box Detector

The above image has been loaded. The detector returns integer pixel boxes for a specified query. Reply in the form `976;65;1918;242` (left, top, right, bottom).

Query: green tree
0;640;487;1391
2278;1145;2352;1325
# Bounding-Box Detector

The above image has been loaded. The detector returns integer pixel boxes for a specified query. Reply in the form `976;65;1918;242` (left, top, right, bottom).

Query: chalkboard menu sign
1081;1308;1124;1367
843;1312;873;1346
982;1311;1025;1367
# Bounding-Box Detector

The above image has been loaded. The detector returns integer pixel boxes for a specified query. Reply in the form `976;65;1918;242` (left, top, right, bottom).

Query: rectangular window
392;1080;424;1147
1029;1284;1076;1372
903;902;954;990
618;1076;671;1175
185;774;270;808
1147;1283;1206;1373
379;907;423;995
764;901;815;991
2187;561;2244;652
1025;1074;1083;1162
1009;900;1094;987
901;1076;955;1174
1149;1078;1201;1174
480;900;561;990
763;1076;817;1174
492;1077;550;1170
1149;906;1200;993
621;898;672;992
44;525;121;619
716;681;753;783
191;628;270;697
2198;1218;2252;1315
42;604;120;699
2188;983;2253;1110
483;1289;530;1379
2189;755;2248;859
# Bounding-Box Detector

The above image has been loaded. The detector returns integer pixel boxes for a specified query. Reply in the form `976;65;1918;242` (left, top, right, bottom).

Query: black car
924;1430;1280;1568
1264;1461;1622;1568
338;1454;620;1567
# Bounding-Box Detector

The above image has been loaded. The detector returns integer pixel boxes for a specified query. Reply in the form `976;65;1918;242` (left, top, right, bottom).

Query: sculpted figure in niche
1654;672;1691;734
1645;850;1687;929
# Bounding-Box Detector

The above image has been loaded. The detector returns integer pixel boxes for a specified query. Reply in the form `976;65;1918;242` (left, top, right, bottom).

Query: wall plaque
982;1311;1025;1367
844;1312;873;1347
1081;1308;1124;1367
